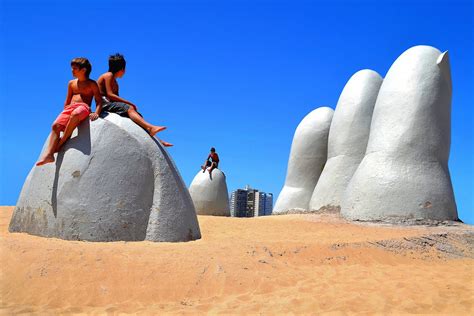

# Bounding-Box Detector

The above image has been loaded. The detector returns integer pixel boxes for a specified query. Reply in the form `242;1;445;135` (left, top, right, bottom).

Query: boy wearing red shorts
36;58;102;166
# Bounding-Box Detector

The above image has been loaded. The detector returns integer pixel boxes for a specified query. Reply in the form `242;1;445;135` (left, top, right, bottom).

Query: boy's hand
89;113;99;121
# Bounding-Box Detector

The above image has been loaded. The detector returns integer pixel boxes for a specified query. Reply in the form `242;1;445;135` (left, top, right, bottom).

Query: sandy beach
1;206;473;314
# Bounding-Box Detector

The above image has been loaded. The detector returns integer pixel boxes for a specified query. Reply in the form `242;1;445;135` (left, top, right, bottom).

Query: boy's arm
89;81;102;121
202;154;210;166
64;81;73;108
103;73;137;109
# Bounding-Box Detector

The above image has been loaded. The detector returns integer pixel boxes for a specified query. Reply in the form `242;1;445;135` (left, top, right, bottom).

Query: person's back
98;53;172;147
97;72;119;99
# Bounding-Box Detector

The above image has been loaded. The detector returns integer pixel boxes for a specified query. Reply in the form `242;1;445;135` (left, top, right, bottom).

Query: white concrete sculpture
189;169;230;216
9;113;201;242
309;70;383;212
273;107;334;214
342;45;458;222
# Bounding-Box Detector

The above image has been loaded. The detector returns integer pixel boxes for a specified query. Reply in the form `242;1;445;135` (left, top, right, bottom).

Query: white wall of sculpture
275;45;458;223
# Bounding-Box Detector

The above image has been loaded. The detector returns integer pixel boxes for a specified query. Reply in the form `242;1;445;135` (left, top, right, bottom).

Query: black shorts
206;161;218;168
102;102;142;117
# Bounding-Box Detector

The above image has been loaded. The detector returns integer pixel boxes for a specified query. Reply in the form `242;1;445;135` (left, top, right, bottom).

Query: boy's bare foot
149;126;166;136
161;141;173;147
36;155;55;166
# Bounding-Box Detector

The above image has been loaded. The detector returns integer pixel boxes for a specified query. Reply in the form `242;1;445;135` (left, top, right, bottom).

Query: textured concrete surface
273;107;334;214
9;113;201;242
310;70;382;212
189;169;230;216
341;46;458;223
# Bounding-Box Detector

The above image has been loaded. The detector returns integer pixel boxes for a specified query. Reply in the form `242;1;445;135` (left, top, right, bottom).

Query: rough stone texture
189;169;230;216
273;107;334;214
341;45;458;223
9;113;201;242
309;70;383;211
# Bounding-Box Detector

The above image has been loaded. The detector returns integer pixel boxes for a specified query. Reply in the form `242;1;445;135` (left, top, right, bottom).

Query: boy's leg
36;123;63;166
202;161;210;172
208;162;217;174
57;113;81;149
57;105;90;149
127;107;166;136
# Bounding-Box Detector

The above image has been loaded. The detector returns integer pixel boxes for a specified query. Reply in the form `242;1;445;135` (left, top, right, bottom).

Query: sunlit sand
1;206;472;314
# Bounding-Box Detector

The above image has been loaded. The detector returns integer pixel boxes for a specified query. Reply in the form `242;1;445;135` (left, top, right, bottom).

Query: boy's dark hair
210;147;216;152
109;53;126;74
71;57;92;77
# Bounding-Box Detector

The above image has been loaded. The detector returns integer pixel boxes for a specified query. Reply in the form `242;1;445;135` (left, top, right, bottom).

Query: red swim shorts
53;103;91;131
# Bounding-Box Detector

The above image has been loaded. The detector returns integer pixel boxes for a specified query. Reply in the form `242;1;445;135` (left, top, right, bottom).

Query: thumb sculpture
9;112;202;242
273;107;334;214
309;70;382;212
342;45;458;223
189;169;230;216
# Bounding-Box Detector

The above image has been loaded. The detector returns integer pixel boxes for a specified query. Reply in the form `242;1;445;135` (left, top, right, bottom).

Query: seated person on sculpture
97;53;172;147
36;57;102;166
201;147;220;175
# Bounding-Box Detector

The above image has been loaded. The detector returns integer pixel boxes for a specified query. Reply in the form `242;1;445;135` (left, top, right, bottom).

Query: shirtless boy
97;53;172;146
36;58;102;166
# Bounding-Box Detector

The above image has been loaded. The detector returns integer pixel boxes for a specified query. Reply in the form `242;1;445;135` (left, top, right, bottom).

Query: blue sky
1;0;472;223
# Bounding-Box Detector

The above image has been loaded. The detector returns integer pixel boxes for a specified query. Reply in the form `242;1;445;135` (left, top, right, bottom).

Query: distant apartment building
229;189;248;217
264;193;273;215
229;185;273;217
